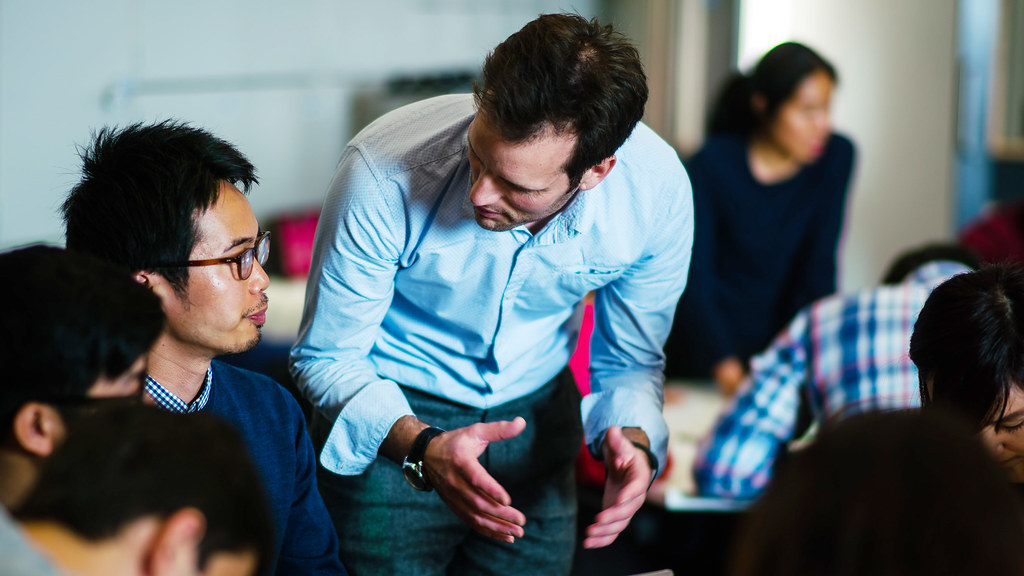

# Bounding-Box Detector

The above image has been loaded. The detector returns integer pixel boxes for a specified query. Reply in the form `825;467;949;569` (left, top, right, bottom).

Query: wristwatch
402;426;445;491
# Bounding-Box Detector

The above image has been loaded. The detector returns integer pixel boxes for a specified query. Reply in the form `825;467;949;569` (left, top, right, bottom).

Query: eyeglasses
158;231;271;280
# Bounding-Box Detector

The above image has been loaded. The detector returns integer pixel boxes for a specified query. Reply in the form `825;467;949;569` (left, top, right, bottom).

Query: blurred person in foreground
730;409;1024;576
694;243;978;499
0;245;163;509
15;405;273;576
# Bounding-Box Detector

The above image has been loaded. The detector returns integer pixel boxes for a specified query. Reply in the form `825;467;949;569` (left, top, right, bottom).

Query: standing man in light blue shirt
291;13;693;575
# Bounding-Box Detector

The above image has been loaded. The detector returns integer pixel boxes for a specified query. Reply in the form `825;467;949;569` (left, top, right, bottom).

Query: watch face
402;459;431;491
402;427;443;492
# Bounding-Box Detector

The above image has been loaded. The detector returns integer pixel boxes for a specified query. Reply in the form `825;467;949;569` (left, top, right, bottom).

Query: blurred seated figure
912;262;1024;483
729;410;1024;576
13;405;273;576
959;197;1024;265
665;41;855;395
693;244;978;498
0;245;163;509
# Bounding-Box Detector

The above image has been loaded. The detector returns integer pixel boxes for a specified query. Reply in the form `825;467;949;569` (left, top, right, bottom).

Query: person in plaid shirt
693;244;978;499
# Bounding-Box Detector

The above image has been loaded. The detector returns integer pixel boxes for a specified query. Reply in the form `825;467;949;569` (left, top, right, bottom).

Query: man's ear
579;155;617;192
134;270;177;310
11;403;66;457
143;508;206;576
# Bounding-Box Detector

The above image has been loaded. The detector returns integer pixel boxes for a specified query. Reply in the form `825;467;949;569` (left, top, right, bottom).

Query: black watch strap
631;441;660;487
402;426;445;491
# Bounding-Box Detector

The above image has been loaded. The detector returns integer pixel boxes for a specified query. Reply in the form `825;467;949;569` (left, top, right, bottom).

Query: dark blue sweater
208;360;346;575
665;133;855;378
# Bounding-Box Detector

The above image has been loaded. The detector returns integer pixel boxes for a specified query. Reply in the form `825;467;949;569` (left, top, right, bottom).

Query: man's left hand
581;426;652;549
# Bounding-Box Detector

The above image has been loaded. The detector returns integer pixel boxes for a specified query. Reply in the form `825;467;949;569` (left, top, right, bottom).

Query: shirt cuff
319;379;413;475
581;384;668;478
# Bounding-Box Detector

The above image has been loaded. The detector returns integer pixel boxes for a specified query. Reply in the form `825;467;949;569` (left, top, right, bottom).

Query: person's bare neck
747;135;801;184
23;521;139;576
526;214;555;235
0;450;38;509
145;334;213;403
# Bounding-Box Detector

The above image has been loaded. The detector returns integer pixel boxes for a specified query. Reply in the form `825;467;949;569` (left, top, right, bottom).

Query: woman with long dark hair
666;42;856;394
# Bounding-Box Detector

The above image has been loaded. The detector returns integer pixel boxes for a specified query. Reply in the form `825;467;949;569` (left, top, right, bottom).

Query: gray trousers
314;370;583;576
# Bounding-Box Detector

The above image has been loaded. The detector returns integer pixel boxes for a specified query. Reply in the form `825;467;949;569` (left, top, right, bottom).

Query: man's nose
250;260;270;292
469;174;501;207
980;425;1007;456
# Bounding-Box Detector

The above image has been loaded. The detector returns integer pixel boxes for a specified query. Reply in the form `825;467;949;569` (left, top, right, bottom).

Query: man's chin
474;214;517;232
246;330;263;351
219;331;262;358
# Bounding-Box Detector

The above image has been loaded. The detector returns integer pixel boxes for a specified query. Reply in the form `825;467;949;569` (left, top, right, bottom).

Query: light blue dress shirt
291;94;693;475
0;507;66;576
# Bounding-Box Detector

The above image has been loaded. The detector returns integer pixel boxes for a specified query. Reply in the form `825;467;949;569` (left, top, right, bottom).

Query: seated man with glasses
0;245;163;512
61;121;347;576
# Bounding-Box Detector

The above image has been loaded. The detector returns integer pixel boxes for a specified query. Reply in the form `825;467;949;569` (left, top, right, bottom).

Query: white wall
0;0;965;293
0;0;596;249
784;0;959;290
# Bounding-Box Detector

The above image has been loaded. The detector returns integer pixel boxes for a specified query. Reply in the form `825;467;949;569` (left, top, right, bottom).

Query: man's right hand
422;417;528;543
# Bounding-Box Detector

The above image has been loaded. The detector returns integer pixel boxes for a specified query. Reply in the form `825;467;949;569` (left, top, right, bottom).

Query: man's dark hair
709;42;836;137
0;245;164;432
880;242;980;285
731;409;1024;576
16;405;274;573
911;263;1024;430
61;120;257;294
473;12;648;188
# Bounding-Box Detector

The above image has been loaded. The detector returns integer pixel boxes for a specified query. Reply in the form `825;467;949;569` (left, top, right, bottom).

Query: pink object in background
570;298;672;486
276;210;320;278
570;299;607;486
569;299;594;394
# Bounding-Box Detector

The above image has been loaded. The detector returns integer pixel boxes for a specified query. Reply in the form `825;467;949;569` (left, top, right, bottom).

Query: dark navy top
665;132;855;378
207;360;347;575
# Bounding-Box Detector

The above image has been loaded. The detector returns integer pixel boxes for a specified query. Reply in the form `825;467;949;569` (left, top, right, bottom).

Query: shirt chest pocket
517;265;625;313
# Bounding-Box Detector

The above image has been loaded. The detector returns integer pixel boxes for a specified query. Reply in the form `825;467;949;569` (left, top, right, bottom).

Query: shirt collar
145;366;212;413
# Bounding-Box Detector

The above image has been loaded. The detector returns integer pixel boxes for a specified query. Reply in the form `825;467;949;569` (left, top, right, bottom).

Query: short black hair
16;405;274;574
880;242;980;284
912;263;1024;429
0;245;164;433
62;120;257;294
473;12;648;187
709;42;836;137
731;410;1024;576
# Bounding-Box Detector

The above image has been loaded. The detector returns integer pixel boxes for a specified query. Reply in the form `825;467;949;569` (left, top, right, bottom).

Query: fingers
602;426;630;465
425;419;530;543
582;490;646;548
431;419;526;507
437;465;526;542
440;480;527;542
445;457;526;524
583;427;653;549
474;416;527;443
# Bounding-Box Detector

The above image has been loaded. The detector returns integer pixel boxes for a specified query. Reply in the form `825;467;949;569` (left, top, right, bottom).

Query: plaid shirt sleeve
692;309;811;499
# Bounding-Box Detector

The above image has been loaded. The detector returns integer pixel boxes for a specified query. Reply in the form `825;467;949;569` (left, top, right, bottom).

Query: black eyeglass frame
154;230;271;280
